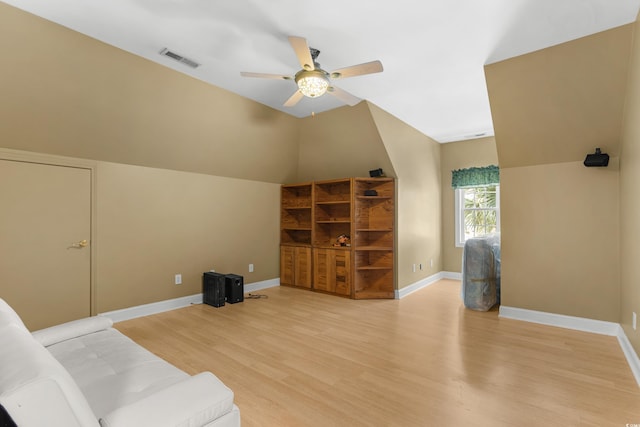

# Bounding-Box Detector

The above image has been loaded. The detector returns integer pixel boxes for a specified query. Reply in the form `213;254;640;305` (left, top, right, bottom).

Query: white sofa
0;298;240;427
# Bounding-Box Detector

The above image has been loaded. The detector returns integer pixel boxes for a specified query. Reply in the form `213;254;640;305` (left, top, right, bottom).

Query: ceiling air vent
159;48;200;69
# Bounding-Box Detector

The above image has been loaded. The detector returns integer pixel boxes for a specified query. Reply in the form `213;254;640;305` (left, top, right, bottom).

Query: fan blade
330;60;383;79
240;72;292;80
288;36;315;71
284;90;304;107
327;86;361;106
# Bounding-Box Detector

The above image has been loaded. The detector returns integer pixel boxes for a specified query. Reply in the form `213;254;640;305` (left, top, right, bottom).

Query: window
455;185;500;247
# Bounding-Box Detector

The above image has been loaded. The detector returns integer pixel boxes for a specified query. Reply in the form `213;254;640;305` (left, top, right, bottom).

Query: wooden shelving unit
313;178;353;249
280;177;394;299
281;183;313;246
353;178;395;299
311;178;353;297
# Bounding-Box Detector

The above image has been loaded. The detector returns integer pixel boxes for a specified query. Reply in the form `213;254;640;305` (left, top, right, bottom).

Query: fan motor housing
294;69;330;84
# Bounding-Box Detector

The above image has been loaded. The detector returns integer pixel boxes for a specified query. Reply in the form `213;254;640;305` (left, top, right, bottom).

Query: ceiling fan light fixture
295;70;329;98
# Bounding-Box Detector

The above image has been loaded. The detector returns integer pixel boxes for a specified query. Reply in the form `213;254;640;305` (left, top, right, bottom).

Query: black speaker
203;272;225;307
584;148;609;167
225;274;244;304
369;168;385;177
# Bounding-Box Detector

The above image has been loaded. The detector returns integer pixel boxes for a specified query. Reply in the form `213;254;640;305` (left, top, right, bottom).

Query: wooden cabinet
281;177;394;299
313;248;351;296
280;245;312;288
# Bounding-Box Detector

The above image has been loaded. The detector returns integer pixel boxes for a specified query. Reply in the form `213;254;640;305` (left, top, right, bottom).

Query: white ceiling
4;0;640;142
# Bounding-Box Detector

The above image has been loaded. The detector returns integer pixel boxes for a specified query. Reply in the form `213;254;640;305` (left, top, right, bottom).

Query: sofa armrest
98;372;234;427
32;316;114;347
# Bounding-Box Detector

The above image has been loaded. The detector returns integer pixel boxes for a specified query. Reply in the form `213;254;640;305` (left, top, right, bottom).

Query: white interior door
0;159;92;330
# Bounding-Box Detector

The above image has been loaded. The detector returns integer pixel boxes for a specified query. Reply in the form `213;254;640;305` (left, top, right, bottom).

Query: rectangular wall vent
159;48;200;69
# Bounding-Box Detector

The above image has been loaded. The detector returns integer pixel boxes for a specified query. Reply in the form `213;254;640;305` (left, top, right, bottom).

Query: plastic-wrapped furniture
461;234;501;311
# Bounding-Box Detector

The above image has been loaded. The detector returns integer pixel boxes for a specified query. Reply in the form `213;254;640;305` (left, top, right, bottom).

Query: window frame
454;185;500;248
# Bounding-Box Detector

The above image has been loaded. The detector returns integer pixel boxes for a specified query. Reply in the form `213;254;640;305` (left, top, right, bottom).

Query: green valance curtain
451;165;499;189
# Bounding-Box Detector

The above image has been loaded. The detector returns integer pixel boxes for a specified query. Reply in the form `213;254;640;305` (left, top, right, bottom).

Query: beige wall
500;162;620;321
96;162;280;312
486;25;630;323
620;15;640;353
0;3;296;312
367;104;442;290
0;2;300;184
296;102;396;182
440;137;498;272
0;2;445;313
485;24;632;169
294;100;443;291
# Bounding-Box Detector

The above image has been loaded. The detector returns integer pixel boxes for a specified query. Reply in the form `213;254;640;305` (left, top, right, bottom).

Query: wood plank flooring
115;280;640;426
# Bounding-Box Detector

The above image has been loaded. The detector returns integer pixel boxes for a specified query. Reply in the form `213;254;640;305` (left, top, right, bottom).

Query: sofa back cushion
0;298;28;332
0;324;99;427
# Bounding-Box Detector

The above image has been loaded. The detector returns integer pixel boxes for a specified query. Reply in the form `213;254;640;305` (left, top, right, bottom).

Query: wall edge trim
396;271;460;299
616;326;640;387
498;305;619;335
499;305;640;387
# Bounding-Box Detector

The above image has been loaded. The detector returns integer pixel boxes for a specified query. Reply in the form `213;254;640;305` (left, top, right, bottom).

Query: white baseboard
441;271;462;281
396;271;460;299
245;278;280;293
101;278;281;323
616;328;640;387
100;294;203;323
499;305;640;387
498;306;620;336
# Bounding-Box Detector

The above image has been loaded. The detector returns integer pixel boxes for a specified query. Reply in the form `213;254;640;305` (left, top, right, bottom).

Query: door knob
68;239;89;249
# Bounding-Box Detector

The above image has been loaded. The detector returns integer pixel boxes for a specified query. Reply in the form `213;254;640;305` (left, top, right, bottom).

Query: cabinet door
294;247;312;289
313;248;351;295
313;248;334;293
333;250;351;296
280;246;296;286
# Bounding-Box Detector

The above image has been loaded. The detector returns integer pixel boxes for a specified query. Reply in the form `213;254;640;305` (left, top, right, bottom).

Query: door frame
0;147;98;316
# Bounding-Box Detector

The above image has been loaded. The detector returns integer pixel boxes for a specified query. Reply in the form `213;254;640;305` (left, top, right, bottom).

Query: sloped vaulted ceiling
485;24;633;168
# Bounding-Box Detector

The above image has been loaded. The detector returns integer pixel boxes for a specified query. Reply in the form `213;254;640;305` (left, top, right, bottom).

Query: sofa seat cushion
98;373;236;427
46;328;191;419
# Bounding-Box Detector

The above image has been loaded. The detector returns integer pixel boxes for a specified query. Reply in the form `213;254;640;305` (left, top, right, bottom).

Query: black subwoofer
224;274;244;304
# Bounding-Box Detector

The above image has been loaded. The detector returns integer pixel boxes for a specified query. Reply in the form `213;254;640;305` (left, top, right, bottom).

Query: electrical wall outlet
249;263;254;273
175;274;182;285
412;264;416;273
430;259;434;268
634;312;637;331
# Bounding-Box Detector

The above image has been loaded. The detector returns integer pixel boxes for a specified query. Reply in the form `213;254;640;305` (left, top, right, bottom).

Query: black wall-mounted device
584;148;609;167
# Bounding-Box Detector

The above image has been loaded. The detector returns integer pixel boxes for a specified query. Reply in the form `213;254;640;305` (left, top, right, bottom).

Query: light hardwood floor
115;280;640;426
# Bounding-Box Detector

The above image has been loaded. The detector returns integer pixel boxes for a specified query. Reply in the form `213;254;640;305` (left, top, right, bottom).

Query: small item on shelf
369;168;385;177
333;234;351;247
364;189;378;196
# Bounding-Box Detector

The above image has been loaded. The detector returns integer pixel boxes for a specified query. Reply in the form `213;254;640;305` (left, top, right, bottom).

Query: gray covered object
461;234;501;311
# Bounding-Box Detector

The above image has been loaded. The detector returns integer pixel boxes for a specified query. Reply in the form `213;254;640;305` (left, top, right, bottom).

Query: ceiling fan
240;36;383;107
